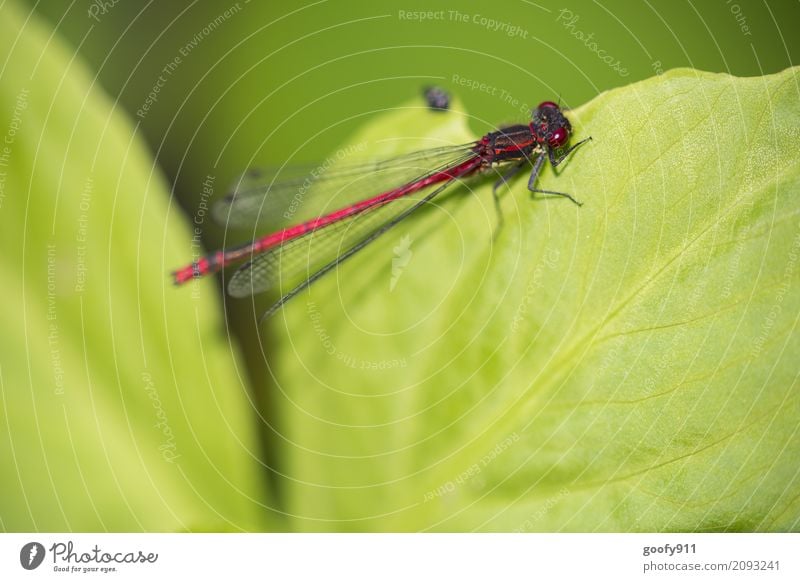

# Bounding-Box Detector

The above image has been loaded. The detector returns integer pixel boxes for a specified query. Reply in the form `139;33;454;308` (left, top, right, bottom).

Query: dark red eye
538;100;559;110
548;126;569;148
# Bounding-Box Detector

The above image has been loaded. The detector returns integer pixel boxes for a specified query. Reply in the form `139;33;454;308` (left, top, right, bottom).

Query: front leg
529;149;583;206
549;136;592;168
528;137;592;205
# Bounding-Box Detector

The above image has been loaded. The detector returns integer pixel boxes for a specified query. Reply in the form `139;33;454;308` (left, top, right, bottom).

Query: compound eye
537;100;559;110
548;126;569;148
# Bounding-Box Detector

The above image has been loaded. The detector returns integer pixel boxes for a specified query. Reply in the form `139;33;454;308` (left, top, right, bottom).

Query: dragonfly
172;100;590;320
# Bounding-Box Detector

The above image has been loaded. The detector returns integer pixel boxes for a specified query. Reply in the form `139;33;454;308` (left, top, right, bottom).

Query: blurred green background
29;0;798;175
5;0;799;530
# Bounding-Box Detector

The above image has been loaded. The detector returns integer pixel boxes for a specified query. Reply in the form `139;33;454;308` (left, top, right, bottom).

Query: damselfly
172;101;590;320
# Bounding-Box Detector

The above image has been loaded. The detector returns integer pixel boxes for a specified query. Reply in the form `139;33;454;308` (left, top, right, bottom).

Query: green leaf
0;1;270;531
272;67;800;531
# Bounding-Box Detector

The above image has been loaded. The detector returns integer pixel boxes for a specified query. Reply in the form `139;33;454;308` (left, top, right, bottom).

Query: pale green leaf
0;1;269;531
272;67;800;532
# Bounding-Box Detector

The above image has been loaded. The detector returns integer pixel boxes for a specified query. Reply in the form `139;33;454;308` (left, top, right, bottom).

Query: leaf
269;67;800;531
0;1;270;531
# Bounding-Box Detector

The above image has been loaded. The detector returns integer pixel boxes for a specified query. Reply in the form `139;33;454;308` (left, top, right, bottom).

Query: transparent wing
213;144;476;231
226;151;477;299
